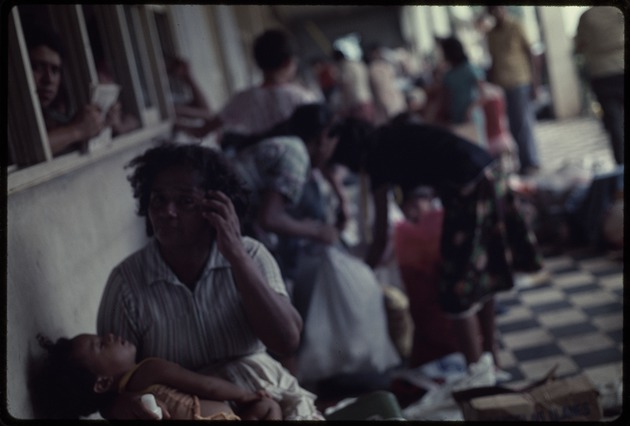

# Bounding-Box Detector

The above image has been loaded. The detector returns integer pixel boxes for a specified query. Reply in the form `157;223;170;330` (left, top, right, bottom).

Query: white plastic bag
296;246;401;383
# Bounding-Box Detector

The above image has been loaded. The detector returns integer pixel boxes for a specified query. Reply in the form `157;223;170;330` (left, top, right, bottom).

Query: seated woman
96;142;322;420
231;103;401;388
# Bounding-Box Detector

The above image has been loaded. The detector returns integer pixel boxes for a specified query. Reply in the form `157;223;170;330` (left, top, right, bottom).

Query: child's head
36;333;136;418
401;186;437;223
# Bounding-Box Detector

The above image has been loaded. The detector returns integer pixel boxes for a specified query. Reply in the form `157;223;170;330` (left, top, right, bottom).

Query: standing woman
436;36;487;147
329;114;542;369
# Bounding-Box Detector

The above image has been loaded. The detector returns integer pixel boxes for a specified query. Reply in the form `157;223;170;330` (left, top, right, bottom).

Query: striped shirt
219;83;320;135
96;236;288;372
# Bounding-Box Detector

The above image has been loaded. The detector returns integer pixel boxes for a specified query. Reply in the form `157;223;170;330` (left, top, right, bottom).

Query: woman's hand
235;389;269;405
73;104;105;140
235;392;282;421
199;190;245;261
313;221;339;245
102;393;171;420
105;102;123;131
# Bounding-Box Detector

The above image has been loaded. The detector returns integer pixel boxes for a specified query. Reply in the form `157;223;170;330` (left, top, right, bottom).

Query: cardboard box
453;369;602;421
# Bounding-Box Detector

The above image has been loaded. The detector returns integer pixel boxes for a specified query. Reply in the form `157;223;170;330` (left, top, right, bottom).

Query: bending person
329;113;542;369
96;143;323;420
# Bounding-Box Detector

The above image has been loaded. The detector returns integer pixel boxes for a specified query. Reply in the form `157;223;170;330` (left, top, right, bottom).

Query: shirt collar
145;239;231;286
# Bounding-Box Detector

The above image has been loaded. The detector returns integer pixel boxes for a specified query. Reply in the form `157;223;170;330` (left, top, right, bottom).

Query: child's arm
126;358;262;405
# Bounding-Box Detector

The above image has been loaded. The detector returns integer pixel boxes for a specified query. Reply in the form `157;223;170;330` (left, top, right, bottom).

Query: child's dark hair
33;334;115;419
126;142;250;237
253;29;296;72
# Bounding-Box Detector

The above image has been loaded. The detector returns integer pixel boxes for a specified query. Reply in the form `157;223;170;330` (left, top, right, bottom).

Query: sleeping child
35;333;282;420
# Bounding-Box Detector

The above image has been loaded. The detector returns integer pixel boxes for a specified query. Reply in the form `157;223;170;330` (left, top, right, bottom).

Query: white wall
538;6;582;119
6;4;257;419
7;143;152;419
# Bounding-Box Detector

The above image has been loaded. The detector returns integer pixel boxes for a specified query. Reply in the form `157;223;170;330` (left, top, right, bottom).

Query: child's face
71;333;137;378
402;196;433;223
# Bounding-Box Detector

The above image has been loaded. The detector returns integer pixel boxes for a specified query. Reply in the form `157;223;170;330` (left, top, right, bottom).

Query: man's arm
47;104;104;155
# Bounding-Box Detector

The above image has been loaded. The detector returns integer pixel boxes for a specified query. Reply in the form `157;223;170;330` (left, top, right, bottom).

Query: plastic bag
295;246;401;383
402;352;497;421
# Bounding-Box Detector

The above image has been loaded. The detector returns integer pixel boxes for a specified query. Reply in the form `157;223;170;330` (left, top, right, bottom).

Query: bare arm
200;190;302;355
128;358;260;404
106;102;140;136
258;190;338;244
322;164;351;230
365;185;389;268
47;104;104;155
175;115;223;139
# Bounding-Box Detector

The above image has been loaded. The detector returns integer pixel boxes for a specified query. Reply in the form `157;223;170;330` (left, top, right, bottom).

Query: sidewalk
534;116;616;173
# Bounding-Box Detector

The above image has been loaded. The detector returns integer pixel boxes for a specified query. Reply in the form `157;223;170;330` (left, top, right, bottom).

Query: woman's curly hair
32;334;115;419
126;142;250;236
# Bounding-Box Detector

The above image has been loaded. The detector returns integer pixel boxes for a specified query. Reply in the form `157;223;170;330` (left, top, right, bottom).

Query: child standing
35;333;282;420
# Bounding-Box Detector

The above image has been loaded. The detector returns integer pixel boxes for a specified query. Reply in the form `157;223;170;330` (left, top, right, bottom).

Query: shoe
514;270;550;288
494;368;513;383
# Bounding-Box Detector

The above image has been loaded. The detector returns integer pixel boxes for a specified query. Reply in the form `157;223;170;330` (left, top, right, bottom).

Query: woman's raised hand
198;190;245;261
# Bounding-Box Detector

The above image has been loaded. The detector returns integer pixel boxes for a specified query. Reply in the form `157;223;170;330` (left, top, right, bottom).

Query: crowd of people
32;5;619;420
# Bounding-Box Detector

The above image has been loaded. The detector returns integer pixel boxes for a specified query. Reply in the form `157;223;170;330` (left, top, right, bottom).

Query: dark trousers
590;74;624;165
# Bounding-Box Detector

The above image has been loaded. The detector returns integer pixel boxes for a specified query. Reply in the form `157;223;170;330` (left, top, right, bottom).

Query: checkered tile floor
493;116;624;409
494;244;623;400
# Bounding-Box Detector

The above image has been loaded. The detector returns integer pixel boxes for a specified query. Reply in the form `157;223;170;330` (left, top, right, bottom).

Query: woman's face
147;165;212;249
29;45;62;108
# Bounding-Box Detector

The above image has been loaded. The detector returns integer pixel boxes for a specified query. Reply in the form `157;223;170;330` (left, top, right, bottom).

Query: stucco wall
6;143;152;419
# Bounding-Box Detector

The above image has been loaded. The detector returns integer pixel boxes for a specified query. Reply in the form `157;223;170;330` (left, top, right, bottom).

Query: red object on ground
394;210;459;367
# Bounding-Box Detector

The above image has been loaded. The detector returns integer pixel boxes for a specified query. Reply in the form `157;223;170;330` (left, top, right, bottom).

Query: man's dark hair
126;142;250;237
23;24;66;59
252;29;296;72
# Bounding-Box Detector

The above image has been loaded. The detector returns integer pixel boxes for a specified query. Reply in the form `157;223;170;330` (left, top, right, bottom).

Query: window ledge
7;123;172;195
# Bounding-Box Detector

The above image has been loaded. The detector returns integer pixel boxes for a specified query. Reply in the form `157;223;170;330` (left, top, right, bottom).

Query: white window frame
7;4;173;195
